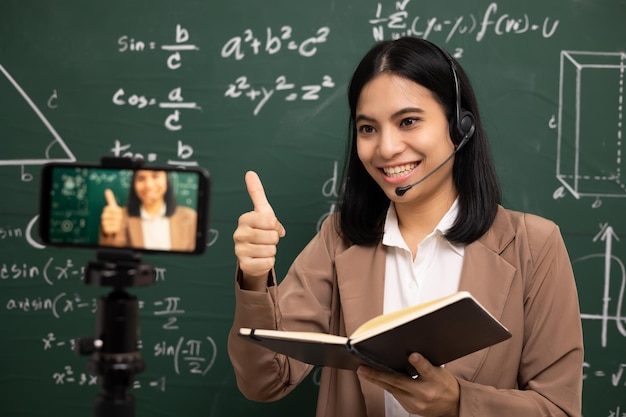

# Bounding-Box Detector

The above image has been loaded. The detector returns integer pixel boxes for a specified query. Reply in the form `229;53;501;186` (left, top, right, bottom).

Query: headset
427;40;476;145
395;40;476;196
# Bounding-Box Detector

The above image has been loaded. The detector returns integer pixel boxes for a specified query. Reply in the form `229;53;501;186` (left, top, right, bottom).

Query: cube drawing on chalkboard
557;51;626;199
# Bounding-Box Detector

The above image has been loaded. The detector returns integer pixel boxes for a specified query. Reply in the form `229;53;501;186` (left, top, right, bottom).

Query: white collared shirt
382;200;465;417
140;204;171;251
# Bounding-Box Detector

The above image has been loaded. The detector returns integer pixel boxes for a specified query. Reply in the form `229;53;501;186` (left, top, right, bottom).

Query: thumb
104;189;120;208
245;171;275;215
244;171;285;237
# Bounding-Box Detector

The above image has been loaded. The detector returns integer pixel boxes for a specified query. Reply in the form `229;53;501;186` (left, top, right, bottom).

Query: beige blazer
228;206;583;417
99;206;197;251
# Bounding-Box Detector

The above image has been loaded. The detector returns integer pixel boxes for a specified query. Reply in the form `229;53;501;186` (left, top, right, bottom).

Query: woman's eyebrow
355;114;375;123
390;107;425;119
356;107;425;123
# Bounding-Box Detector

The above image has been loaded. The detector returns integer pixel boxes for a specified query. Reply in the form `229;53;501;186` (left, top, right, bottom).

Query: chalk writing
47;89;58;109
0;64;75;174
117;24;199;70
555;51;626;205
577;224;626;347
153;296;185;330
206;228;219;248
52;364;167;390
109;138;199;167
583;362;626;387
5;291;183;326
6;292;94;318
221;26;330;60
0;226;23;240
52;365;96;386
43;332;75;351
0;256;166;284
317;161;340;231
112;86;201;131
0;257;83;284
225;74;335;116
153;336;217;375
369;1;559;45
43;332;145;353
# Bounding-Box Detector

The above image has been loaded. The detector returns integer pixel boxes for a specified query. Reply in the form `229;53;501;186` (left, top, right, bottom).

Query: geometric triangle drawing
0;63;75;166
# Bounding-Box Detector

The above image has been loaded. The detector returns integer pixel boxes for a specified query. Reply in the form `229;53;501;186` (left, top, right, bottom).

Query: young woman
228;37;583;417
99;169;197;251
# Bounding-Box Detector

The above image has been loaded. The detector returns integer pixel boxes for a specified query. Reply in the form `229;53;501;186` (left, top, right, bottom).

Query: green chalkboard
0;1;624;416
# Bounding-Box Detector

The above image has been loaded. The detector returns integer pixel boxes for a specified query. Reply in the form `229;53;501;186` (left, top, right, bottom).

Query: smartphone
39;162;210;255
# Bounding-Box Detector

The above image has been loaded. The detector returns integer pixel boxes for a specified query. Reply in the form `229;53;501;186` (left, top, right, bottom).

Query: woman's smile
381;162;420;181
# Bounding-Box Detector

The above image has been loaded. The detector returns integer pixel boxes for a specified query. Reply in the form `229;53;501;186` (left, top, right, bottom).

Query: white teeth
383;163;418;178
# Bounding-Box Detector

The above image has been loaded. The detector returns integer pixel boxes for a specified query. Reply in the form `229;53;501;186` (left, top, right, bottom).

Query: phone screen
39;163;210;254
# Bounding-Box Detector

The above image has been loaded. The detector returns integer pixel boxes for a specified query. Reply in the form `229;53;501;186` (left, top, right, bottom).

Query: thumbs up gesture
100;189;124;236
233;171;286;290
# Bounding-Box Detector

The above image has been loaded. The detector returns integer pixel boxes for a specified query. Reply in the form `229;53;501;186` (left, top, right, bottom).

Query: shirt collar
382;199;464;255
140;204;167;220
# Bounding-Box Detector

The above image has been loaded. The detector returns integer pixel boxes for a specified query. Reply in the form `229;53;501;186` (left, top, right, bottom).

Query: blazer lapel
127;216;144;249
446;207;516;381
335;242;387;417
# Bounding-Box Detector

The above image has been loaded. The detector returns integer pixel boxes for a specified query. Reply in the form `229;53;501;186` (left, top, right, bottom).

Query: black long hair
127;171;177;217
337;37;501;245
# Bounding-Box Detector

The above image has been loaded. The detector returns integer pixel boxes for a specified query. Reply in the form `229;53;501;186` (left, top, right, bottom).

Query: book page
350;291;472;341
239;328;349;345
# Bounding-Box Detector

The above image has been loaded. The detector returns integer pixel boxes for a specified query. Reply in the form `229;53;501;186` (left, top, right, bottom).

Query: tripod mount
75;249;155;417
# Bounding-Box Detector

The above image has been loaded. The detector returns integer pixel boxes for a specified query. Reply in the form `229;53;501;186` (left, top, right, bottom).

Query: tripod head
76;249;155;417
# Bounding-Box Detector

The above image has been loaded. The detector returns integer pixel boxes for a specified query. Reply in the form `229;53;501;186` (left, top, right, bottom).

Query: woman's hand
233;171;285;291
357;353;460;417
100;189;124;236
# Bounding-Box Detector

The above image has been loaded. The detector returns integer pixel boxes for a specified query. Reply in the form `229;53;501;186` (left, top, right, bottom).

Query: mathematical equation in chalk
225;74;335;116
369;0;559;46
221;26;330;60
153;336;217;376
117;24;199;70
114;24;201;134
0;256;166;284
112;86;201;131
51;365;168;391
584;362;626;387
110;138;198;168
7;293;184;329
45;335;216;379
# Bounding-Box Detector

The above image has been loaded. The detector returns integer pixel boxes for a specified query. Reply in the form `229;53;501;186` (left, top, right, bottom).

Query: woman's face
134;170;168;206
355;72;456;203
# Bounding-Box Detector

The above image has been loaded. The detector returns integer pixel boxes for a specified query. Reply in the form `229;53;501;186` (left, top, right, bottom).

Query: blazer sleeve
227;217;341;402
458;218;583;417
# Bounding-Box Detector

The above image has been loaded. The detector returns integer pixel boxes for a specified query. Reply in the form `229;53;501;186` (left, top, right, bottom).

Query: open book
238;291;511;376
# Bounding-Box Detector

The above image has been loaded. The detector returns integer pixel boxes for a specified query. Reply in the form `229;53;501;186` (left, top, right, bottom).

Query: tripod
76;249;155;417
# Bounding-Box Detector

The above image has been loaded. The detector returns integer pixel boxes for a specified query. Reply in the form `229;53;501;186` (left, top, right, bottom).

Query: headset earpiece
425;40;477;145
457;109;475;139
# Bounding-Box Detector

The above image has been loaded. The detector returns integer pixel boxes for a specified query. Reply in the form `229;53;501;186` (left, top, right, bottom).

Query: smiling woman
228;37;583;417
98;169;197;251
355;73;456;211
